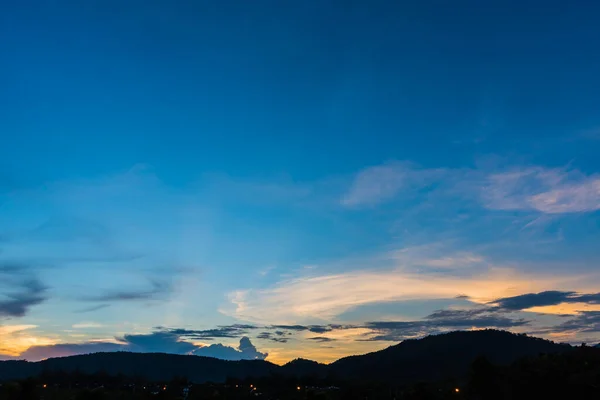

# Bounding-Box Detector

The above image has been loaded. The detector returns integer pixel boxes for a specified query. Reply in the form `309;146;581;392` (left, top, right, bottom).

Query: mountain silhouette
280;358;328;378
329;329;571;384
0;330;571;384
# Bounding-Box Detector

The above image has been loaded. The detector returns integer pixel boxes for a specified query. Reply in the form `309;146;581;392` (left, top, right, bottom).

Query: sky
1;0;600;365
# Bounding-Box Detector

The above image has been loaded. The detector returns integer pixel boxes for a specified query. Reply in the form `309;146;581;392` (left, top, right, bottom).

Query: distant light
297;386;301;390
455;388;460;393
163;386;167;391
236;384;239;388
250;384;254;388
43;384;47;388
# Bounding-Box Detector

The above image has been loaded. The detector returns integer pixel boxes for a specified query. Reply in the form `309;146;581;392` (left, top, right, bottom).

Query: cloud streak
0;263;47;317
342;161;600;214
482;167;600;214
227;261;566;322
341;162;444;207
81;280;171;302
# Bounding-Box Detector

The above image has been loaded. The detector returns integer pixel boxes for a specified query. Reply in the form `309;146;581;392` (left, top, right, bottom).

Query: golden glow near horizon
0;325;58;357
524;302;600;315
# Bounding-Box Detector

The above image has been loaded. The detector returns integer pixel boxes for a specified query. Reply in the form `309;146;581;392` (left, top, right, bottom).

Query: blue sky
1;0;600;363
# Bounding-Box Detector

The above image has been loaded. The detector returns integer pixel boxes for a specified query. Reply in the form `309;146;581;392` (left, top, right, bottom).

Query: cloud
342;161;600;214
72;322;104;329
227;256;566;322
194;337;267;360
256;332;289;343
270;325;308;331
342;162;410;207
490;290;600;311
363;308;528;342
81;279;171;302
0;275;47;318
121;332;198;354
307;337;337;343
75;304;110;313
7;330;267;362
482;167;600;214
159;324;258;340
341;162;443;207
558;311;600;333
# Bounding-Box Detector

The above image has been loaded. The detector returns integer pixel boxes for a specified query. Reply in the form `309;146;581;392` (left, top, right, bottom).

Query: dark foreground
2;345;600;400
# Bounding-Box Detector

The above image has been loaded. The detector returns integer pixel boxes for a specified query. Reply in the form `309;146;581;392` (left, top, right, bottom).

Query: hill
280;358;328;378
0;330;571;384
0;352;278;383
329;329;571;384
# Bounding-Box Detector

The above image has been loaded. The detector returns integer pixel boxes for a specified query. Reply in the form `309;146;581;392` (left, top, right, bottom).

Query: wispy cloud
74;304;110;313
72;322;104;329
341;162;444;207
483;167;600;214
342;161;600;214
226;253;576;323
558;311;600;333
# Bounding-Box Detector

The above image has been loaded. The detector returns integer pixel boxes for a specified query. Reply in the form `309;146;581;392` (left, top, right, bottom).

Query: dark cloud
120;332;197;354
75;304;110;313
162;324;344;343
490;290;600;311
308;337;336;343
0;263;48;317
9;331;267;362
268;324;341;334
575;293;600;304
0;278;47;317
194;337;268;360
363;308;529;341
270;325;308;331
256;332;289;343
308;325;334;334
159;324;257;340
558;311;600;333
426;308;491;320
82;280;171;302
362;321;426;341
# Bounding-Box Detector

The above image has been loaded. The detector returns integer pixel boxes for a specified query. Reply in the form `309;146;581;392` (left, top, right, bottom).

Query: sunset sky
1;0;600;365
